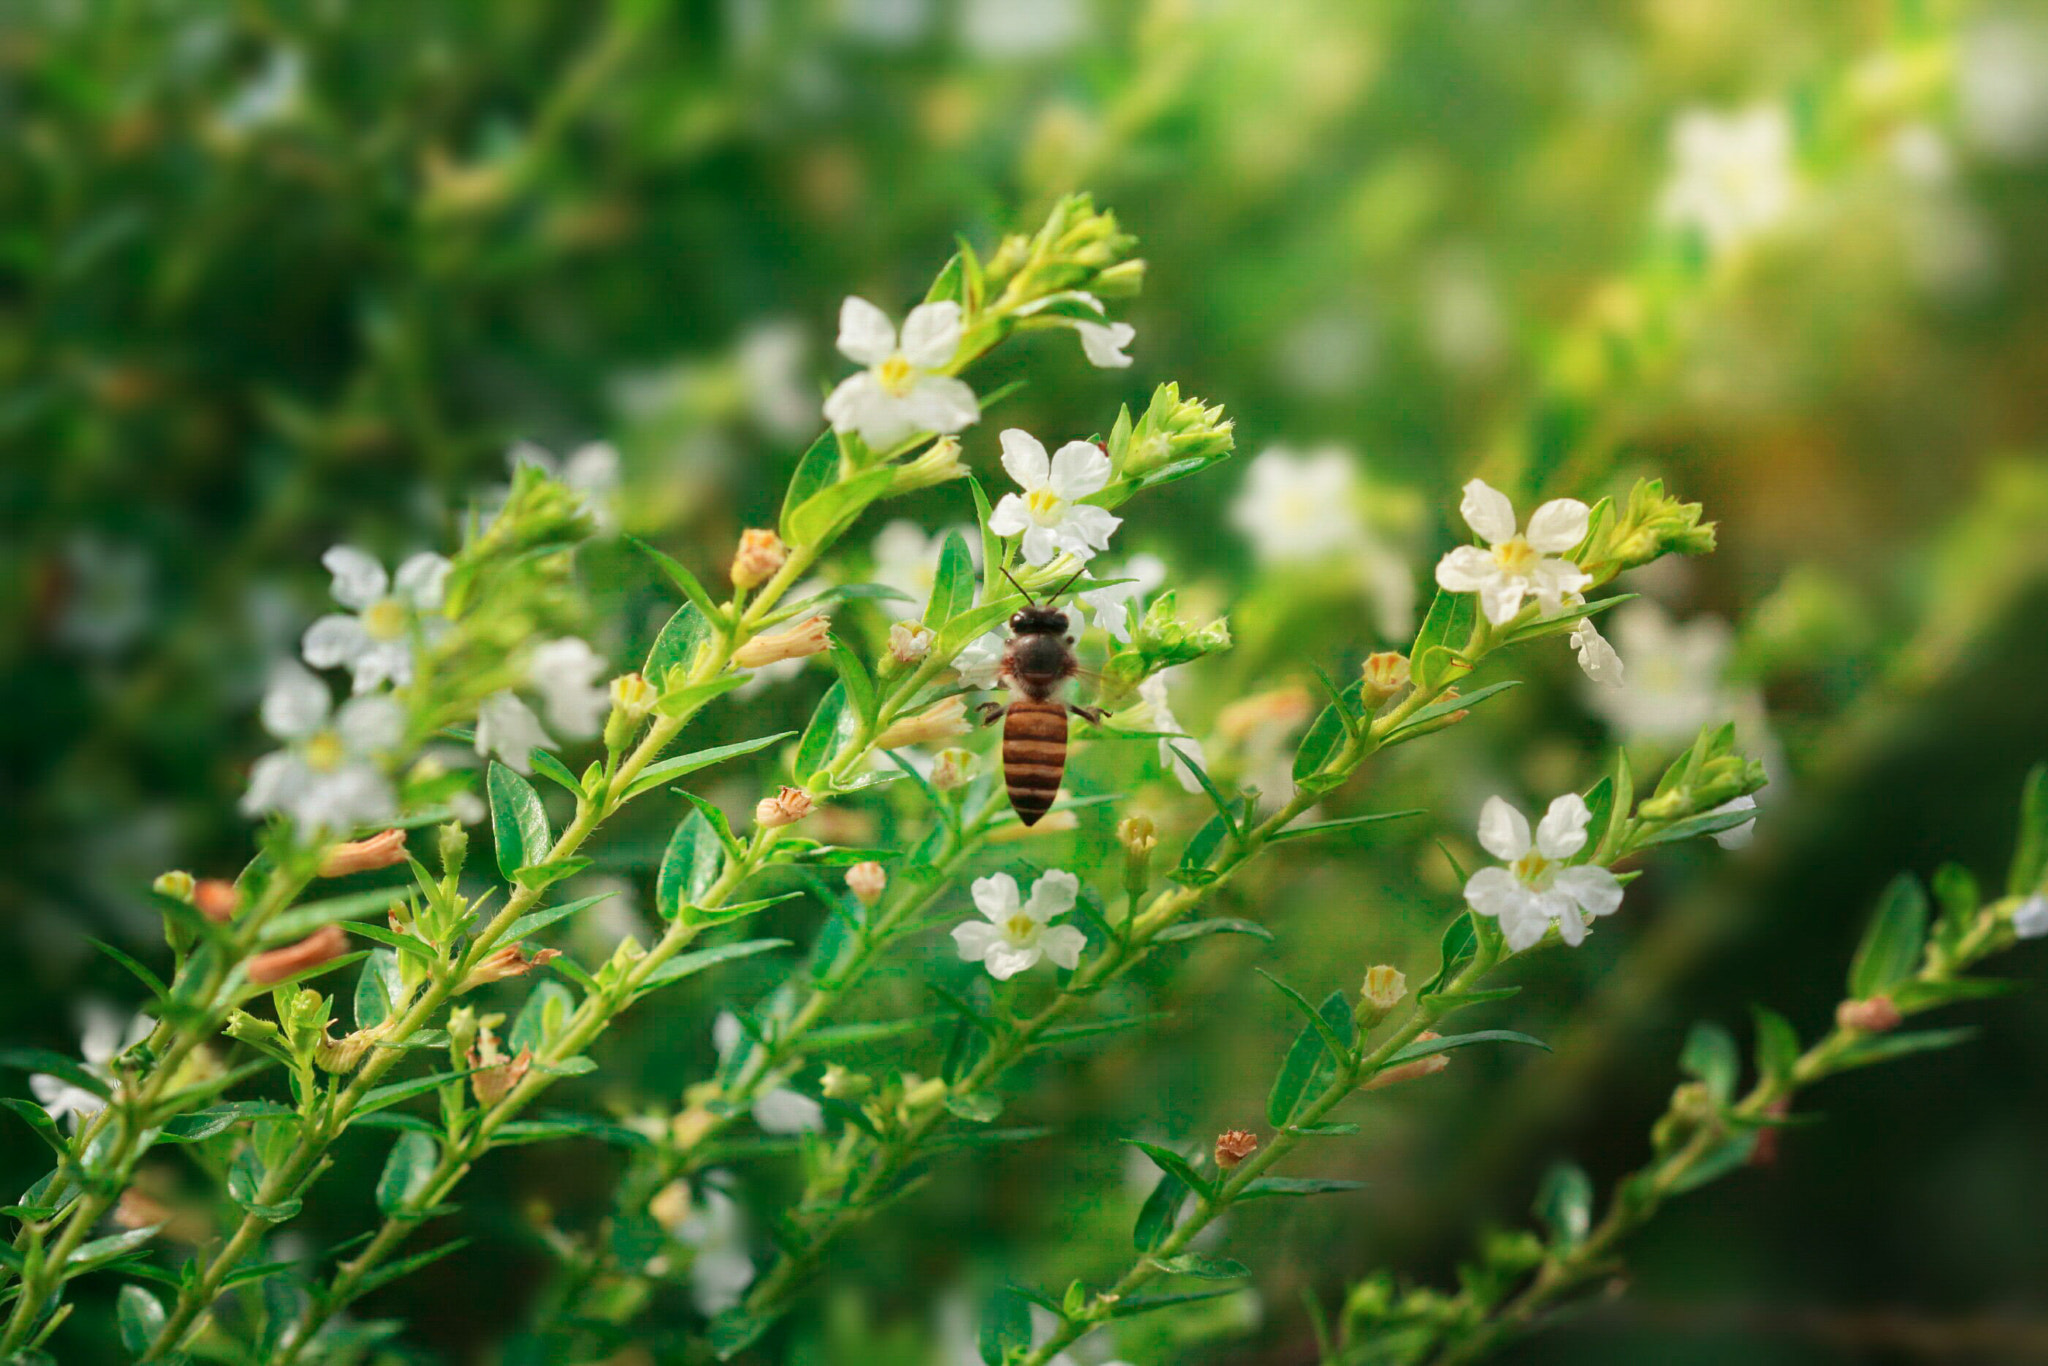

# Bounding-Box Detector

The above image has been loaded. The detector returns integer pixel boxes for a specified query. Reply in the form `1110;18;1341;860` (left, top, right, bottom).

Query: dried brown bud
468;1027;532;1106
733;615;831;669
246;925;348;985
317;829;409;879
194;879;240;925
1835;995;1902;1034
730;528;788;590
845;861;887;906
1214;1129;1259;1169
459;944;562;994
754;785;815;830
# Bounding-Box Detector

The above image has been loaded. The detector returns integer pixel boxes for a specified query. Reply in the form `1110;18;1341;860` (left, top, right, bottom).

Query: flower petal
1710;795;1758;850
1039;924;1086;970
1458;479;1517;545
1524;498;1590;553
712;1010;743;1058
753;1088;824;1135
302;614;370;671
1434;545;1498;593
1570;618;1624;687
1554;900;1589;946
1475;796;1531;861
1534;793;1591;859
999;429;1052;490
952;920;1003;962
1020;524;1060;567
1529;558;1592;617
1073;319;1135;368
836;296;897;365
971;871;1021;922
899;301;963;368
1554;864;1624;919
988;493;1033;538
984;941;1044;980
901;374;979;435
1499;904;1552;952
336;695;404;755
395;553;453;610
1478;575;1527;625
823;371;883;431
323;545;388;610
262;661;331;739
1024;868;1079;923
1464;866;1528;920
1058;504;1122;555
1048;440;1112;499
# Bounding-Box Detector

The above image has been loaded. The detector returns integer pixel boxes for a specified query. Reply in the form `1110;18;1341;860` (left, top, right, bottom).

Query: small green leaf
644;602;713;687
2008;763;2048;896
1751;1005;1801;1084
353;950;401;1033
1380;1029;1551;1066
1237;1176;1367;1200
116;1283;166;1355
1417;911;1478;997
1154;917;1273;944
1410;587;1477;690
0;1049;111;1100
1122;1139;1213;1201
1293;680;1364;781
925;531;976;629
527;749;586;798
489;763;551;883
1264;980;1354;1127
788;467;899;550
1383;680;1521;738
778;430;843;541
1107;1287;1244;1316
375;1131;438;1216
1166;743;1240;838
827;635;880;728
1680;1021;1741;1103
512;856;592;890
504;891;616;945
978;1285;1034;1366
358;1069;478;1117
794;682;855;781
631;939;792;996
945;1092;1001;1124
1533;1162;1593;1250
1267;809;1425;844
0;1099;65;1157
1132;1167;1189;1252
630;536;725;628
656;812;726;921
1832;1026;1977;1071
1847;873;1929;1000
623;732;796;801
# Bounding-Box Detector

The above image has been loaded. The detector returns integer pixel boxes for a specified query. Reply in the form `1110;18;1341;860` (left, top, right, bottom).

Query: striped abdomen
1002;699;1067;826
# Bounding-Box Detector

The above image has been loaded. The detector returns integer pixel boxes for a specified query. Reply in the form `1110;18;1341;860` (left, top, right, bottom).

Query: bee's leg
1068;704;1109;726
975;702;1010;727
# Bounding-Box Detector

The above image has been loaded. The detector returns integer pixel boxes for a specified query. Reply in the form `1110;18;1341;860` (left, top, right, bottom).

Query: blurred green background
6;0;2048;1362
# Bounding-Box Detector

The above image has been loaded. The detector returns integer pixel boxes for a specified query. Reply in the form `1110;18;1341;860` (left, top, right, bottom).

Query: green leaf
1267;809;1425;844
1847;873;1930;1000
157;1101;294;1143
1832;1026;1977;1072
489;763;551;883
0;1099;65;1157
623;732;796;801
511;982;577;1056
493;1113;654;1148
116;1283;166;1355
512;856;591;890
1418;911;1478;997
945;1092;1001;1124
827;635;880;728
788;467;899;550
1632;805;1768;849
1380;1029;1551;1066
1931;861;1981;940
1132;1166;1189;1252
2009;763;2048;896
631;939;792;995
67;1225;162;1273
969;476;1004;603
1293;681;1364;781
528;749;586;798
259;884;411;941
86;938;167;1004
353;950;401;1032
1107;1287;1243;1317
1122;1139;1213;1201
341;919;437;964
504;891;616;945
353;1238;472;1301
794;681;855;780
1679;1021;1740;1103
630;536;725;627
357;1069;478;1117
1751;1005;1801;1084
1264;982;1354;1127
644;602;713;687
779;430;842;541
1166;743;1240;838
1533;1163;1593;1250
0;1049;111;1100
656;812;726;921
978;1285;1034;1366
924;531;976;629
1150;1253;1249;1280
1154;918;1273;944
1383;680;1521;738
1288;1121;1361;1136
1410;587;1477;691
375;1131;438;1216
1237;1176;1367;1200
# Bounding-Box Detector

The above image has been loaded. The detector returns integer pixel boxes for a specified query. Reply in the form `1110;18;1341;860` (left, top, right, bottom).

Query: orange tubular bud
845;861;887;906
1362;652;1412;704
730;529;789;590
1214;1129;1259;1169
874;696;970;750
1835;996;1902;1034
194;879;240;924
1364;1031;1451;1090
246;925;349;986
318;829;409;878
733;616;831;669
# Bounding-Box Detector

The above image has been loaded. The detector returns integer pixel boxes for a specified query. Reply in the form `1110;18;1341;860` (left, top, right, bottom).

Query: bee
977;569;1106;826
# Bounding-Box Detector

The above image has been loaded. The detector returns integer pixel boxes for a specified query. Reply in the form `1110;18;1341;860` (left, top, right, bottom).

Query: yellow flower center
1511;850;1554;888
304;730;346;773
1492;536;1540;576
1006;913;1038;941
362;598;408;641
876;355;916;397
1025;487;1063;521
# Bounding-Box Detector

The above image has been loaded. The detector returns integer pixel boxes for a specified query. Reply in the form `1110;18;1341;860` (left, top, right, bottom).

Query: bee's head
1010;605;1069;636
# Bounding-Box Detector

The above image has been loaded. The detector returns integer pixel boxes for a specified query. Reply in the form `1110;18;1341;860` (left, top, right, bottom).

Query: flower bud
730;528;788;590
2014;893;2048;940
1214;1129;1259;1169
611;671;656;722
1835;995;1902;1034
845;861;887;907
468;1027;532;1106
1362;652;1412;704
459;944;562;994
315;1026;381;1074
153;870;196;902
874;697;970;750
1360;965;1407;1015
247;925;348;985
1365;1032;1450;1090
887;621;935;668
930;747;975;791
733;615;831;669
889;435;968;494
1118;815;1156;896
194;879;239;924
755;785;815;830
649;1180;692;1231
318;829;409;879
901;1074;949;1114
822;1063;872;1099
1090;257;1147;300
438;820;469;880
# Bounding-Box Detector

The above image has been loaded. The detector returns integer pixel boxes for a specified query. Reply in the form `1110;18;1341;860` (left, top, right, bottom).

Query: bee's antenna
1000;565;1036;605
1048;566;1088;603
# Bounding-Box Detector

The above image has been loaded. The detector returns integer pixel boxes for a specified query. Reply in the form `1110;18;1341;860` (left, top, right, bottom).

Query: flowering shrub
7;4;2048;1365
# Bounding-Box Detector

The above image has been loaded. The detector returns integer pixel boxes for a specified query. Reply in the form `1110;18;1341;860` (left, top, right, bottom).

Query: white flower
527;637;610;739
1229;446;1415;638
1017;291;1135;368
888;620;935;664
1133;673;1207;795
29;1004;153;1129
712;1013;824;1135
1569;617;1624;688
952;871;1088;980
474;691;555;773
243;662;402;834
951;631;1006;690
987;429;1121;566
302;546;451;693
2014;893;2048;940
1434;478;1592;626
1584;602;1732;743
735;321;814;438
1078;554;1168;642
822;297;979;450
1659;105;1798;254
511;439;623;529
1960;17;2048;162
1710;795;1759;850
669;1180;755;1315
1462;794;1624;952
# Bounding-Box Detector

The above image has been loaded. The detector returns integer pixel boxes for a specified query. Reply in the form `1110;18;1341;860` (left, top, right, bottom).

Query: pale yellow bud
649;1181;692;1231
730;528;788;590
318;829;409;878
733;615;831;669
930;747;975;791
1361;965;1407;1013
1362;652;1412;704
153;870;196;902
610;672;656;721
889;435;968;493
822;1063;871;1099
874;696;970;750
845;861;887;906
888;620;935;666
